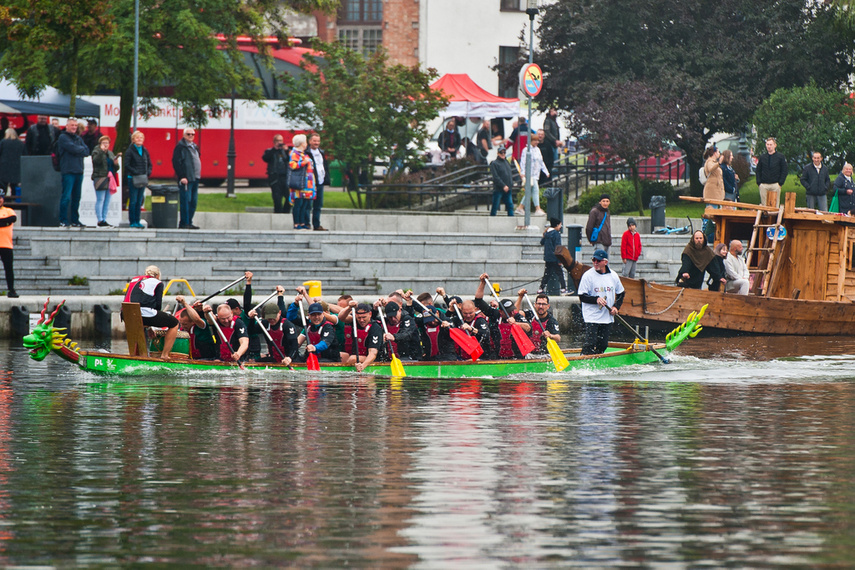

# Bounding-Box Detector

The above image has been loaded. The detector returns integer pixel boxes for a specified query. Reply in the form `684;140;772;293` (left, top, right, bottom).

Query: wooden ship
568;192;855;335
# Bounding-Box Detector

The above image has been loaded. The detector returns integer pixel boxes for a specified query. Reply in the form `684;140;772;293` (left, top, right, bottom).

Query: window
340;0;383;23
498;46;521;99
338;27;383;56
500;0;522;11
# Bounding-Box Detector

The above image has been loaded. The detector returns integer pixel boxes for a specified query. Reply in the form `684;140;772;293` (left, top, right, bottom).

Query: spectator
755;136;787;207
307;132;329;231
677;230;724;289
489;146;514;217
262;134;291;214
90;135;118;227
721;150;740;202
708;243;728;292
517;133;548;216
25;115;58;156
724;239;750;295
539;218;569;295
476;119;491;165
586;193;612;255
703;146;723;203
0;129;26;201
834;163;855;216
577;249;624;355
537;129;553;185
289;133;314;230
437;119;462;159
543;108;564;161
172;127;201;229
50;118;60;129
800;151;830;211
507;116;529;162
124;130;152;229
620;217;642;278
81;119;103;152
57;117;90;228
0;190;17;297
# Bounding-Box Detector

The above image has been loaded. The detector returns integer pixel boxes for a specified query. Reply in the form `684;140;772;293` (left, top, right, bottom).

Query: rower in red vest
252;302;299;364
380;301;420;361
208;303;249;362
418;312;458;361
341;301;384;371
473;273;531;359
297;302;340;362
124;265;180;359
174;295;212;359
514;290;561;355
447;298;491;361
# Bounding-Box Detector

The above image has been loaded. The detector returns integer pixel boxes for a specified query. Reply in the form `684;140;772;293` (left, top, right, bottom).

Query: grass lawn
145;189;359;212
618;174;809;218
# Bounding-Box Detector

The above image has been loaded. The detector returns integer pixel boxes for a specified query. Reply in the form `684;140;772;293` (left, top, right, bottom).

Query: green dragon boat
23;299;706;379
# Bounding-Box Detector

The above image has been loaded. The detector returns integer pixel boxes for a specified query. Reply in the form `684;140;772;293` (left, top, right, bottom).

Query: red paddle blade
449;328;483;361
307;352;320;371
511;324;535;356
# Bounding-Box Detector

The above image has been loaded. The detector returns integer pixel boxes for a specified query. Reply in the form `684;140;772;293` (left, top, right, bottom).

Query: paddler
340;301;384;371
208;303;249;362
514;289;560;355
296;302;340;362
474;273;530;359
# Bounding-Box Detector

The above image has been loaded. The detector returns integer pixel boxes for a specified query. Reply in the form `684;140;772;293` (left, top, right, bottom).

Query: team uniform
382;313;421;361
523;309;560;355
343;320;384;360
474;298;530;359
124;275;179;329
257;317;300;362
302;321;340;362
448;309;491;361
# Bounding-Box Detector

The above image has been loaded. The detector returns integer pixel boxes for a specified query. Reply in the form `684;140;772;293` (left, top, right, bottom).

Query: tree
535;0;855;193
753;84;855;173
572;81;681;214
277;40;448;207
0;0;337;150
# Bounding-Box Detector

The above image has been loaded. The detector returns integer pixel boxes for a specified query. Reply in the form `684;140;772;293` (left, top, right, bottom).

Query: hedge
576;179;682;214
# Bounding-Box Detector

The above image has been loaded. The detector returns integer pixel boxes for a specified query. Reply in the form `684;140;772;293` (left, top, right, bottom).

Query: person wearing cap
81;119;103;152
227;270;265;361
379;300;421;361
620;217;642;278
296;302;340;362
0;191;17;298
446;297;491;360
514;290;560;354
258;286;303;363
539;218;569;295
474;273;531;359
578;249;624;355
341;301;385;371
586;193;612;256
489;146;514;217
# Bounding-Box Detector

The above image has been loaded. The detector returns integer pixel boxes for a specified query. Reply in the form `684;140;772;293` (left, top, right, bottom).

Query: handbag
108;172;118;195
132;174;148;188
94;177;109;191
288;166;306;190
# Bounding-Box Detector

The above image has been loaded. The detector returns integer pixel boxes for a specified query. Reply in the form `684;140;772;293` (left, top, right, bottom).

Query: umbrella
0;80;100;118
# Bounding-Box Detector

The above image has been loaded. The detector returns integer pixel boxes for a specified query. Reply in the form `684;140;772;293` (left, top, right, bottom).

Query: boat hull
621;278;855;335
77;343;669;379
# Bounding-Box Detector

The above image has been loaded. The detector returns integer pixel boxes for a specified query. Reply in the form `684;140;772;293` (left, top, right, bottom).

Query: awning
0;80;100;118
430;73;520;119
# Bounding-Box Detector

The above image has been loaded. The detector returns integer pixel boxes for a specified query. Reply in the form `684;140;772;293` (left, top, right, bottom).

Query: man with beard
677;230;726;290
514;290;560;355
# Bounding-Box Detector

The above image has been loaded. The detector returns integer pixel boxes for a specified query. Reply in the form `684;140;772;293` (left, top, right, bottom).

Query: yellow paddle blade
547;338;570;372
390;354;406;378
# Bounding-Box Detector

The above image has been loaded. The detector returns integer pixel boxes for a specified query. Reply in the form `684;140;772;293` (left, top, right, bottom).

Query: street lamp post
226;91;236;198
133;0;139;132
523;0;538;229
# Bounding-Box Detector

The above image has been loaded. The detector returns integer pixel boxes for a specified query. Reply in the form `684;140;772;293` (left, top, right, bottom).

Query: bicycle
653;216;693;235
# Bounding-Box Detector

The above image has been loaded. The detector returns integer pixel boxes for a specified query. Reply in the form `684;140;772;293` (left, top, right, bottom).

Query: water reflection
3;339;855;566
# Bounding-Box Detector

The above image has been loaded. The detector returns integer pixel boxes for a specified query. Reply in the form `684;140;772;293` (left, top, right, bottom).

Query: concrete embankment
2;210;697;339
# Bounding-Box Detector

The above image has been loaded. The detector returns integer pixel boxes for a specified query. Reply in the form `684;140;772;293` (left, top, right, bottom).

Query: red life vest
123;275;146;303
216;322;235;361
344;323;373;356
530;318;546;351
423;325;440;358
496;322;515;358
385;321;400;354
307;325;322;346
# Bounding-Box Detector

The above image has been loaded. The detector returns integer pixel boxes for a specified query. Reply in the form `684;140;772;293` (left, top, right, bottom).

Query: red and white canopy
430;73;520;118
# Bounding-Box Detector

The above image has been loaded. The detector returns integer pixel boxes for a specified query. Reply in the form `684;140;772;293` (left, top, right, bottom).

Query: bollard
10;305;30;337
93;304;112;338
52;303;71;332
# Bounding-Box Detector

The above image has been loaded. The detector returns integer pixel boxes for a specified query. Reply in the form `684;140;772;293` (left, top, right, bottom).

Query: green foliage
576;179;682;214
277;40;448;204
752;84;855;172
68;276;89;286
732;155;751;189
107;288;126;296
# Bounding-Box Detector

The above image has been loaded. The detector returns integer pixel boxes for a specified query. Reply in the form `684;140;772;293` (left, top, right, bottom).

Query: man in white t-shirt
577;249;625;355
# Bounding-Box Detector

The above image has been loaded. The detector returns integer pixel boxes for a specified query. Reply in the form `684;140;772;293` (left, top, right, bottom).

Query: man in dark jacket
261;134;290;214
25;115;58;156
489;147;514;216
586;194;612;255
57;117;90;228
172;127;202;229
755;137;788;207
307;132;330;231
81;119;103;152
800;151;831;211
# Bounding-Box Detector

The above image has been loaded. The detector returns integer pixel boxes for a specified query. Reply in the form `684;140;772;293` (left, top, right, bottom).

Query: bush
576;179;682;214
732;155;751;188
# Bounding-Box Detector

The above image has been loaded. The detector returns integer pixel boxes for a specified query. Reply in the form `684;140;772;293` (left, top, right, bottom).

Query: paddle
198;275;248;305
613;313;670;364
206;311;245;370
524;294;569;372
483;277;535;356
297;296;320;371
250;289;279;314
413;298;482;361
378;307;406;377
250;308;288;363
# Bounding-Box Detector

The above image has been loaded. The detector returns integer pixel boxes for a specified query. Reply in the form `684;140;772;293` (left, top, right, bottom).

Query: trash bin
149;184;180;229
650;195;666;230
329;160;344;187
543;187;563;224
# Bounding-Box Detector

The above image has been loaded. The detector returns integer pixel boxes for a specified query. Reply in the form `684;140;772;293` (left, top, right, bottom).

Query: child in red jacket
621;217;642;278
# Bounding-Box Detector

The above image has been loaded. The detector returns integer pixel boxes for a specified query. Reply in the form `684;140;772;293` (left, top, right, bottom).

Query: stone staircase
8;217;690;299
